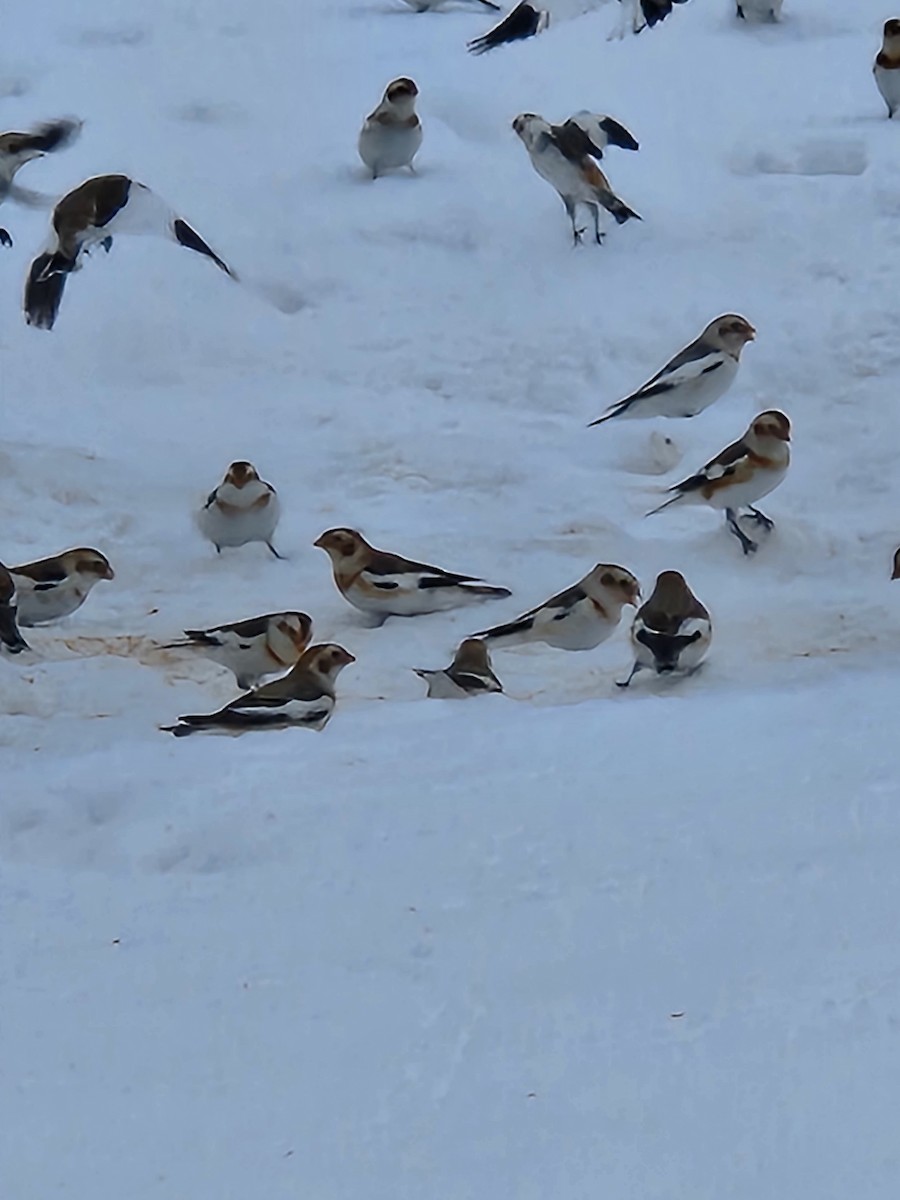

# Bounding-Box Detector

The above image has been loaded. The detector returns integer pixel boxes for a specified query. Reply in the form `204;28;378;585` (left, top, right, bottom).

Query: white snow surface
4;1;900;1196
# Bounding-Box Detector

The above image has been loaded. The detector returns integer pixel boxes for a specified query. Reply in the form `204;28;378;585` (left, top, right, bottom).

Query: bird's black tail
172;219;237;279
28;118;82;154
471;614;533;642
24;253;73;330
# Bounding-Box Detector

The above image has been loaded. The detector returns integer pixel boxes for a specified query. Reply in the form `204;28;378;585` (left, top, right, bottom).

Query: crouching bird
161;611;312;690
617;570;711;687
162;644;355;737
414;638;503;698
24;173;236;330
314;528;511;624
10;548;114;626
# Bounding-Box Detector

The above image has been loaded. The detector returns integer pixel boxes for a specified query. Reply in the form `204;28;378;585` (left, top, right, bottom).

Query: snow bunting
358;78;423;179
472;563;640;650
617;570;711;687
162;643;354;737
414;637;503;698
646;410;791;555
10;548;114;626
0;564;29;654
0;117;81;248
736;0;782;20
589;315;756;425
314;528;511;623
512;113;641;246
162;611;312;690
197;461;283;558
875;20;900;118
468;0;688;52
24;174;236;330
402;0;499;10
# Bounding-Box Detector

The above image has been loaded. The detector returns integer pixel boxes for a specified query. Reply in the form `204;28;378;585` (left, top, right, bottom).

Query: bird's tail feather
598;190;641;224
471;614;533;642
645;492;683;517
466;585;512;598
172;218;237;279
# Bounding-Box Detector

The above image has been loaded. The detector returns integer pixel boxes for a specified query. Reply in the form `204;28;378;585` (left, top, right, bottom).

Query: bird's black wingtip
23;254;70;331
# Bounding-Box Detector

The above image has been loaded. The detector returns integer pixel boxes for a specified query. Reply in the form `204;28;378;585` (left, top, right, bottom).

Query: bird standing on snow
589;315;756;425
512;113;641;246
162;643;355;737
736;0;782;20
0;565;30;654
0;118;81;247
162;611;312;690
197;461;283;558
10;548;114;626
24;174;236;330
472;563;640;650
314;528;511;624
358;78;423;179
875;20;900;118
468;0;688;53
646;410;791;555
415;637;503;698
617;570;711;687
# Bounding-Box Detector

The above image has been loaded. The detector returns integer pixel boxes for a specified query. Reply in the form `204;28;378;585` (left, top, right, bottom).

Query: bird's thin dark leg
616;661;642;688
726;507;757;555
736;4;745;17
266;542;286;560
746;506;774;530
589;204;604;245
215;545;222;554
0;229;12;248
563;197;584;246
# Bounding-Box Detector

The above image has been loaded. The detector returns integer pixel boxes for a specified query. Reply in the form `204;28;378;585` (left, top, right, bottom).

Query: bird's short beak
747;326;757;340
344;652;357;663
313;535;325;548
105;566;116;580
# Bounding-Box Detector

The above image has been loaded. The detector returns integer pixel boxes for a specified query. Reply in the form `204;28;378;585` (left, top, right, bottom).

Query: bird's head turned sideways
588;564;642;605
385;78;419;106
306;643;356;676
66;548;115;580
710;314;756;355
313;527;366;559
512;114;550;150
750;410;790;442
884;18;900;41
225;461;261;486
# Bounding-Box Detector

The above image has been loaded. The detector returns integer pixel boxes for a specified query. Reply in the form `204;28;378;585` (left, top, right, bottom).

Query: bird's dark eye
601;573;614;587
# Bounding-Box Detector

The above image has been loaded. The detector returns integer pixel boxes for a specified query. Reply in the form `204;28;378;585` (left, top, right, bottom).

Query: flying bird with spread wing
23;174;236;330
468;0;689;53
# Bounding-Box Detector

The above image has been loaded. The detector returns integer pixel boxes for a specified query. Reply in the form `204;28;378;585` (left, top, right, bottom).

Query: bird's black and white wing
468;0;688;53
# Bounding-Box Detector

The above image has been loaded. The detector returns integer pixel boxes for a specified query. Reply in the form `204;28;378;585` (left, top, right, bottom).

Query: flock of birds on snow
1;1;897;735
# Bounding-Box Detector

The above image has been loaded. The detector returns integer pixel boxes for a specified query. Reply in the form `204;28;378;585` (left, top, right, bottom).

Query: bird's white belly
359;124;422;171
13;577;87;625
707;463;787;511
531;600;615;650
875;65;900;113
649;356;738;419
197;495;280;547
